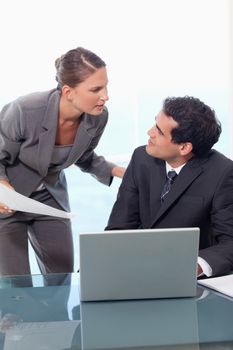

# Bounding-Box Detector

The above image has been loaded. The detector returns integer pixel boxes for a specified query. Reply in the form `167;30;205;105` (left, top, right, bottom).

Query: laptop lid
79;227;200;301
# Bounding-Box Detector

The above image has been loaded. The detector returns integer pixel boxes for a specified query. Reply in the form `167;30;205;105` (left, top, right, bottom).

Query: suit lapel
150;159;167;219
150;157;204;228
37;91;60;177
37;90;95;175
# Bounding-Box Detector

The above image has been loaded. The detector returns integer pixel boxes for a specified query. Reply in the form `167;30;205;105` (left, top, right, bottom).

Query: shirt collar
166;162;186;175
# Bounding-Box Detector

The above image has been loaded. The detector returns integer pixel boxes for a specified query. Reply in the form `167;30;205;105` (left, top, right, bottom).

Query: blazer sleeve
0;102;23;181
74;110;116;186
199;165;233;276
106;149;141;230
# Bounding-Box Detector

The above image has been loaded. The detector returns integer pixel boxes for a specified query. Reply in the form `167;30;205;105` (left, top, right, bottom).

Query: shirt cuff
198;256;213;277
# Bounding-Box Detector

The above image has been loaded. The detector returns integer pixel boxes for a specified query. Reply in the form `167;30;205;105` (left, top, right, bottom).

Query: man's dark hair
163;96;222;156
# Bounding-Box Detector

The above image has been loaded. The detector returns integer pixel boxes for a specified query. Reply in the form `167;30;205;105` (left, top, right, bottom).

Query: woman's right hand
0;180;15;214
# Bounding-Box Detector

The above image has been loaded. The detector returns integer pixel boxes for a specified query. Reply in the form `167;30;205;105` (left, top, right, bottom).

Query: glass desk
0;273;232;349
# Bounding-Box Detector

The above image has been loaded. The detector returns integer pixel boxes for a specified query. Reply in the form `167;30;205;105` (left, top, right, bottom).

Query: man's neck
167;154;193;169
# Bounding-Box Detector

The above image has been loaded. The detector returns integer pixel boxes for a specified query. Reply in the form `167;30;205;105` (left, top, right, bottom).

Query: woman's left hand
111;166;126;178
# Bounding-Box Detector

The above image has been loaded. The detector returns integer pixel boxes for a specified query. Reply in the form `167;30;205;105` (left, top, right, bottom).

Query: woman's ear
61;85;73;101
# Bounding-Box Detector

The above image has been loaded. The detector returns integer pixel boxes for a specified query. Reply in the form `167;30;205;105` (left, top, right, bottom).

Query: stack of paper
198;274;233;298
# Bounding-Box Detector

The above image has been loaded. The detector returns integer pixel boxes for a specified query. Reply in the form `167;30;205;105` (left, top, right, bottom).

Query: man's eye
156;126;163;136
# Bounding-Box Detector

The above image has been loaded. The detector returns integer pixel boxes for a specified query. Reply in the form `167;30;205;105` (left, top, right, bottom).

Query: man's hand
111;166;126;178
197;263;203;277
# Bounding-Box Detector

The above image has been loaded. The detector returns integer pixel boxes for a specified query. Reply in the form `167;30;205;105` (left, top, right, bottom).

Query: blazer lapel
37;91;60;177
150;159;167;219
150;157;204;228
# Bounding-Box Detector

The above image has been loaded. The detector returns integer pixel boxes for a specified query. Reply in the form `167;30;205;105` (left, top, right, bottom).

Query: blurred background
0;0;232;273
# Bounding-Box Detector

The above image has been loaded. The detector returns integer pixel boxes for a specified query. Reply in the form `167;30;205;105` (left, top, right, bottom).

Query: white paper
198;274;233;298
4;320;80;350
0;184;76;219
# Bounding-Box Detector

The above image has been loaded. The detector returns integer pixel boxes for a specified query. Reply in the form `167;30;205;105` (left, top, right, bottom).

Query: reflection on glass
80;298;199;349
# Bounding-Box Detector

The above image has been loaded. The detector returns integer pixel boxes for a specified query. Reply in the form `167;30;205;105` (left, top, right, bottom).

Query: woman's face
66;67;109;116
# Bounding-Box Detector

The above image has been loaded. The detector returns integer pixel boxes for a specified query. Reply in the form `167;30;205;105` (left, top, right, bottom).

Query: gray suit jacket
0;89;115;211
106;146;233;276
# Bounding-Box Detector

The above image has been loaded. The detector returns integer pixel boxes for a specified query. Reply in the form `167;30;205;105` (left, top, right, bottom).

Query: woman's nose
101;94;109;101
100;88;109;102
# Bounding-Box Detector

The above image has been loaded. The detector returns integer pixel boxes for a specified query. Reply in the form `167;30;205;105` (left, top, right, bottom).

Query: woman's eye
91;88;101;93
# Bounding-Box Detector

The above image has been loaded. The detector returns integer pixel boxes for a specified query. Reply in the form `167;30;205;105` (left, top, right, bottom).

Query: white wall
229;0;233;155
0;1;231;156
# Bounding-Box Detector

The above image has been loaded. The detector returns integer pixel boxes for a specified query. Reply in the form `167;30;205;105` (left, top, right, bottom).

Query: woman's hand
0;180;15;214
111;166;126;178
0;313;23;332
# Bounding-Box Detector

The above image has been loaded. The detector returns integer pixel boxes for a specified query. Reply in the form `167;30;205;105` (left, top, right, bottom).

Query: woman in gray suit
0;47;125;276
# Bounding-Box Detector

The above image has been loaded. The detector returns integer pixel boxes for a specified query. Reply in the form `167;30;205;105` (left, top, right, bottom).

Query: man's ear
179;142;193;156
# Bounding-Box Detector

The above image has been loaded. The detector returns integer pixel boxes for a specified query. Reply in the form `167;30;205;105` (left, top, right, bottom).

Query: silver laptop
79;227;200;301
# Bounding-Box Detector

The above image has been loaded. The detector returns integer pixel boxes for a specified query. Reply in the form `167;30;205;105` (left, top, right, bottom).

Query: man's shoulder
207;149;233;165
131;146;164;167
133;145;146;155
199;150;233;176
132;145;152;161
133;145;161;159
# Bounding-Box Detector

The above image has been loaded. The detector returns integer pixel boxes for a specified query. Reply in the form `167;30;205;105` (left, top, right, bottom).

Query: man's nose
148;126;155;137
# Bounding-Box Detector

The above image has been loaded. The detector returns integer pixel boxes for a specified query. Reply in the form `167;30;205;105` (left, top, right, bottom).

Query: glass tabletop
0;273;232;349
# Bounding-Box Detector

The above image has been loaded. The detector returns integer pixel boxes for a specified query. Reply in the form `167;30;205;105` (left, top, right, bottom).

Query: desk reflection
80;288;233;350
81;297;199;350
0;274;233;350
0;273;81;350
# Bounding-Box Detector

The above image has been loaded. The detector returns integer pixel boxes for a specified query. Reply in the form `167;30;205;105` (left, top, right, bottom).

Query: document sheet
198;274;233;298
0;183;75;219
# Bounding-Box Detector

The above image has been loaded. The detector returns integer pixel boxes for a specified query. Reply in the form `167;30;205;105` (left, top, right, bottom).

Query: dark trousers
0;189;74;276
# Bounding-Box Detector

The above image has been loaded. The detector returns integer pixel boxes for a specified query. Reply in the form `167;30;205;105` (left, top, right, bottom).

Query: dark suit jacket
0;89;115;212
106;146;233;276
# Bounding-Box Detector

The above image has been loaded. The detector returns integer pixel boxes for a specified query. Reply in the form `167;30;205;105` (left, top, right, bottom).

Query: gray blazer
0;89;115;211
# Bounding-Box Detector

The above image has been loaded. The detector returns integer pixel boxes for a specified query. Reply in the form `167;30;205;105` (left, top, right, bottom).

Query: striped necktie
161;170;177;202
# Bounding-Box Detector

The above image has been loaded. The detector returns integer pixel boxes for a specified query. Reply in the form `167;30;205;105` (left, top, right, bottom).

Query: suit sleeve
199;165;233;276
0;102;23;180
106;149;141;230
74;110;116;186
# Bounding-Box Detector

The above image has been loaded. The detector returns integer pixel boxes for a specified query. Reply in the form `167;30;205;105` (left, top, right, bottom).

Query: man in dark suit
106;96;233;277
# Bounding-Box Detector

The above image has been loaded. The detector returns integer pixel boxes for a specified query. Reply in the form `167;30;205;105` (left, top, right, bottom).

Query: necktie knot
161;170;177;202
167;170;177;182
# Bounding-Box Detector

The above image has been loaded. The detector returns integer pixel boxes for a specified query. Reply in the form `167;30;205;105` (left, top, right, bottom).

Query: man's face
146;111;182;163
